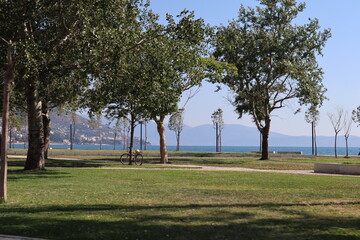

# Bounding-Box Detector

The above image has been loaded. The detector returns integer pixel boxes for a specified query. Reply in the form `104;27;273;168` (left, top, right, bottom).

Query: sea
9;144;360;156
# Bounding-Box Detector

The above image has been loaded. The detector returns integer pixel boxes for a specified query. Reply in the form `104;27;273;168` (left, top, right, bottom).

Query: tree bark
128;113;136;165
24;84;45;170
176;130;180;151
154;116;168;164
334;133;338;158
42;103;51;159
314;125;317;156
311;122;314;155
345;136;349;158
260;117;271;160
70;124;73;150
0;46;15;202
99;128;102;150
215;123;219;152
113;131;116;150
219;128;222;152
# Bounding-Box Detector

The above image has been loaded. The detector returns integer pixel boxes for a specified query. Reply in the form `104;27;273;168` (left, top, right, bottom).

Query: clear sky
150;0;360;137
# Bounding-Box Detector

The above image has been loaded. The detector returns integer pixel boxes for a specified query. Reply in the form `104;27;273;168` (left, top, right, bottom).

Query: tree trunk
42;103;50;159
216;123;219;152
260;117;271;160
128;114;136;165
334;133;338;158
123;129;126;150
176;130;180;151
311;122;314;155
144;123;147;151
154;116;168;164
140;123;143;150
259;131;262;152
70;124;73;150
220;128;222;152
99;128;102;150
113;131;116;150
314;126;317;156
0;46;14;202
24;84;45;170
345;136;349;158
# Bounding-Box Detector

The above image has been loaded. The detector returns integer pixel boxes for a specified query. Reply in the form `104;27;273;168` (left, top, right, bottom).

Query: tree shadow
7;169;71;181
8;158;122;168
0;202;359;240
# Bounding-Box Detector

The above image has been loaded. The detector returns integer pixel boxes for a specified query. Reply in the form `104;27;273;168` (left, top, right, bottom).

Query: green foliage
352;106;360;127
168;109;184;133
213;0;330;159
214;0;331;122
211;108;224;127
88;8;209;123
305;105;320;125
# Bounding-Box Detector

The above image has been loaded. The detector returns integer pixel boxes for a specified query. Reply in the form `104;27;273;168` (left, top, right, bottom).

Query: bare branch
181;87;200;108
0;36;10;45
328;108;345;135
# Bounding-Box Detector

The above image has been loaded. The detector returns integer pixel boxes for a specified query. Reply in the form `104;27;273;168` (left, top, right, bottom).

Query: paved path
90;164;360;177
0;235;47;240
9;155;360;177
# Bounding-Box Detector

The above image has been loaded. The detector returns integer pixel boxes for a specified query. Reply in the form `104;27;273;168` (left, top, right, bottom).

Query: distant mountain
49;112;146;145
10;111;143;145
145;122;360;147
10;111;360;148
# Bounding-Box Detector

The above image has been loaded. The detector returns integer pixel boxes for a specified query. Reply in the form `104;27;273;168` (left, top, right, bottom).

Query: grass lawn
1;160;360;239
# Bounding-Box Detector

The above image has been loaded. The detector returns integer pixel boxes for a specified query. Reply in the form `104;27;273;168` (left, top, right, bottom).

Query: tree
142;11;208;163
305;105;320;155
213;0;330;160
352;106;360;127
168;88;200;152
328;108;345;158
343;115;352;158
0;44;14;202
168;109;184;151
88;9;208;164
211;108;224;152
70;111;77;150
1;0;149;171
119;117;131;150
0;1;85;170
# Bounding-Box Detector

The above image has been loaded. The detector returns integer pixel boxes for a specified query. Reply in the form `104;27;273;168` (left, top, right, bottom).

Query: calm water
10;144;360;156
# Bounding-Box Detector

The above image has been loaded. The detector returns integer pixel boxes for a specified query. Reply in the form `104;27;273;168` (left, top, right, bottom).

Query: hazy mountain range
10;110;360;148
146;122;360;148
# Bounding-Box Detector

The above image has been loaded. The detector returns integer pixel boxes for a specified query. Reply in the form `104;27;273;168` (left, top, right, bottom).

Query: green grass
1;163;360;240
11;152;360;171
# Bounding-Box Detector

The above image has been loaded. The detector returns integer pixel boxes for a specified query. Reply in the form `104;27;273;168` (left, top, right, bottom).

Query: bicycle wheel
120;153;130;164
134;153;143;165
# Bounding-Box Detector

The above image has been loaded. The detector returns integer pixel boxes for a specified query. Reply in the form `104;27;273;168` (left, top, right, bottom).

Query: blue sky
150;0;360;137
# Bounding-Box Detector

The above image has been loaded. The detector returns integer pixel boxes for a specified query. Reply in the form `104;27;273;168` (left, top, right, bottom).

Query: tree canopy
88;9;209;163
214;0;331;159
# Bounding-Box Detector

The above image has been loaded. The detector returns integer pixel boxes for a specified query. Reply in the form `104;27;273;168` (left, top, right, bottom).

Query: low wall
314;163;360;175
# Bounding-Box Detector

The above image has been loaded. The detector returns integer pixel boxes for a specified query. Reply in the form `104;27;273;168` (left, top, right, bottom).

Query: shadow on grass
8;169;71;181
46;159;118;168
8;158;121;168
0;202;360;240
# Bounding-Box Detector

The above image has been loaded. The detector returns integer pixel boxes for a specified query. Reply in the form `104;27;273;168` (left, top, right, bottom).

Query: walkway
93;164;360;177
0;235;48;240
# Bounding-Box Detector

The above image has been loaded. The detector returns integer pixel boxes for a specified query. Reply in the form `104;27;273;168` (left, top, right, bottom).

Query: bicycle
120;149;143;165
